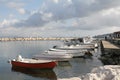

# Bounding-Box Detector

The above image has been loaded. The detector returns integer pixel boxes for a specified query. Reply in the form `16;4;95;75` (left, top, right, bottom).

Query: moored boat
49;48;87;53
34;52;73;62
53;44;95;50
11;55;57;69
62;36;97;49
48;48;87;57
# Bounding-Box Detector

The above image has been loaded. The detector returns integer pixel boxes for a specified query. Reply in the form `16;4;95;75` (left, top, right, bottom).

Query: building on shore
113;31;120;38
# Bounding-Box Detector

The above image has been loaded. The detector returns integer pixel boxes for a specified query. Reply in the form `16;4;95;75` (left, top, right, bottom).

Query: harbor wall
100;40;120;65
0;37;74;41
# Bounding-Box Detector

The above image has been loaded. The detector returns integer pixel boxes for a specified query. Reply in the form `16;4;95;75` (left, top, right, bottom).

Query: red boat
11;55;57;69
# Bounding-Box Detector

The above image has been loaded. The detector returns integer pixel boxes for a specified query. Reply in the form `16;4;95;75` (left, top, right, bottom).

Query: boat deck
14;58;55;63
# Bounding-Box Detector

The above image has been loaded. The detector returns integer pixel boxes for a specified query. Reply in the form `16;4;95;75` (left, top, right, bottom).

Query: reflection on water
58;61;72;67
11;67;57;80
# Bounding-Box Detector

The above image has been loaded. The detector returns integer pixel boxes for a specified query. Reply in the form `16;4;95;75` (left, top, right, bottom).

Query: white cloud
0;19;18;28
1;0;120;37
9;14;14;18
67;0;72;3
101;7;120;16
0;19;10;27
7;1;26;14
7;2;24;9
17;8;26;14
66;6;120;31
53;0;59;3
41;12;53;21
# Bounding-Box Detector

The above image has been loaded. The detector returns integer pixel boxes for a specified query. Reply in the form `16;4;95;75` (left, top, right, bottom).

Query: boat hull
11;60;57;69
55;45;94;50
49;48;87;57
34;54;72;62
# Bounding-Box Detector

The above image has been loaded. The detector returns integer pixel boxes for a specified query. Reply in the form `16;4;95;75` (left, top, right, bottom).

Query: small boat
11;55;57;69
63;36;95;48
53;44;95;50
34;52;72;62
49;48;87;54
49;47;88;57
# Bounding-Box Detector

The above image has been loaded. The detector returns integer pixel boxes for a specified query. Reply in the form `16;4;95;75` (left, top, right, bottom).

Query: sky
0;0;120;37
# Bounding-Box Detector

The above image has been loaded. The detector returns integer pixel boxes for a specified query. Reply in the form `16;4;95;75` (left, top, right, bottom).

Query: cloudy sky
0;0;120;37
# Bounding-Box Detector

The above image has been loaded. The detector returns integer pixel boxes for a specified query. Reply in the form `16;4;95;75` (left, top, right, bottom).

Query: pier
100;40;120;65
101;40;120;53
101;40;120;49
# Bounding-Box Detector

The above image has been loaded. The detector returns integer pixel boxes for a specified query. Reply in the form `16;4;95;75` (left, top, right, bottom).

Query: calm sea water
0;41;103;80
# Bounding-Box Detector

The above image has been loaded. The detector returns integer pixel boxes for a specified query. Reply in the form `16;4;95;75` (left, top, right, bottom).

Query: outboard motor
53;46;57;48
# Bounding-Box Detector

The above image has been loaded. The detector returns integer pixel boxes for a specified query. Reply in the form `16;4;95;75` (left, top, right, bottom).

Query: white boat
49;48;87;53
48;48;88;57
53;44;95;50
62;36;97;49
34;52;73;61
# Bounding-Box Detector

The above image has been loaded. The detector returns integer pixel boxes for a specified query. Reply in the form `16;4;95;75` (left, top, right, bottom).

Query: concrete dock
100;40;120;65
101;40;120;49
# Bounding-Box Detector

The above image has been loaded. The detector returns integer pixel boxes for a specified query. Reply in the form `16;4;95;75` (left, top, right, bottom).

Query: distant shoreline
0;37;75;41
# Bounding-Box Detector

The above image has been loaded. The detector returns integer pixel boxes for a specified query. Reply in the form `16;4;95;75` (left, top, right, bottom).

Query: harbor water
0;41;103;80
